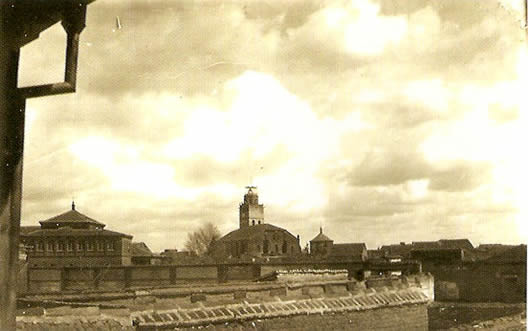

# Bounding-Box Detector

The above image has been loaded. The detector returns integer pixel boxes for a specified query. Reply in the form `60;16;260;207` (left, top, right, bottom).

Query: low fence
22;261;421;295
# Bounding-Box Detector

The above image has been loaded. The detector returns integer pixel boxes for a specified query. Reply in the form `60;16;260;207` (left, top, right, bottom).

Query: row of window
31;240;115;252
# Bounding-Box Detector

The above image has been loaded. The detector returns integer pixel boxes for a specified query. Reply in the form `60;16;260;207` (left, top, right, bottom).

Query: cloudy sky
19;0;527;252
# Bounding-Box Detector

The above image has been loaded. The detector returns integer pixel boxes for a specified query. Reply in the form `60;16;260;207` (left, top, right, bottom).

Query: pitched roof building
20;202;133;267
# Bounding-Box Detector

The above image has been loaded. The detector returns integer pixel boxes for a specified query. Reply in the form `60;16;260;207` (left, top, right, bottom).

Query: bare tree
184;222;221;256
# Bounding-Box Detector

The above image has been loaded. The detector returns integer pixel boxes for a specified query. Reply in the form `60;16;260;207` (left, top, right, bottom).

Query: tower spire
72;199;75;211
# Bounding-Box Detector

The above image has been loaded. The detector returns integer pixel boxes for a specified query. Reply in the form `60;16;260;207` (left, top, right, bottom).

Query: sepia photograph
1;0;527;329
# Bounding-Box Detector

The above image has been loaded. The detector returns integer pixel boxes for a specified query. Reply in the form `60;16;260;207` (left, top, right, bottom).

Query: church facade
211;187;301;259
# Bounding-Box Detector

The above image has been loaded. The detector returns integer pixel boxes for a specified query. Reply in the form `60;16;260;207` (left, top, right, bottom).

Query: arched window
282;241;287;254
252;220;255;226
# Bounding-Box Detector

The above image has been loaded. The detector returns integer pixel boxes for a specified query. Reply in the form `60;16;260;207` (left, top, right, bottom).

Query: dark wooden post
0;2;96;328
0;7;25;329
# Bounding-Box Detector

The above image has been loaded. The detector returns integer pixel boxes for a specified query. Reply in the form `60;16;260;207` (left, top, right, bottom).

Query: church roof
218;223;297;242
39;208;105;227
310;228;333;242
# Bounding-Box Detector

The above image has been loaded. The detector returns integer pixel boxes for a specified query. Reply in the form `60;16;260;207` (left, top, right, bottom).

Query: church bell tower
239;186;264;229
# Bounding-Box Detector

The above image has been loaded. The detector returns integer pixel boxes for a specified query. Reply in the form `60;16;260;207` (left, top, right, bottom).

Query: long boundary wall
22;261;420;295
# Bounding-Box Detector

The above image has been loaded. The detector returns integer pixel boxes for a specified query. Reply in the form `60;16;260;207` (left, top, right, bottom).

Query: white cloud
289;0;407;56
420;47;528;240
164;70;368;211
404;79;450;113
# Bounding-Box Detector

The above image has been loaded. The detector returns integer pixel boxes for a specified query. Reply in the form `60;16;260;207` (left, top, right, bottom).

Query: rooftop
310;227;333;243
329;243;367;258
24;227;132;239
39;202;105;227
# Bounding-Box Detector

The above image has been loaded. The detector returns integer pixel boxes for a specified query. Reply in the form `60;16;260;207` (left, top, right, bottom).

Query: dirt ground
428;302;526;330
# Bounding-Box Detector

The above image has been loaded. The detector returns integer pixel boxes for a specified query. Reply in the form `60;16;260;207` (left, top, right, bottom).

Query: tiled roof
329;243;366;257
310;229;333;243
132;242;153;256
484;245;526;264
438;239;474;250
132;287;429;328
411;241;441;249
40;209;105;227
24;227;132;239
380;244;414;257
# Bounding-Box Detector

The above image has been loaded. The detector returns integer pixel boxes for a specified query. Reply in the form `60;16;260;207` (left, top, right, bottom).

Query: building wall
311;241;333;256
24;236;131;267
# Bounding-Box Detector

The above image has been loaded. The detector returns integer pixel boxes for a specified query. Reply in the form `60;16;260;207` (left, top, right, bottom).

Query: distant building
131;242;162;265
309;227;333;256
379;242;414;260
309;228;367;262
380;239;474;261
211;187;301;259
329;243;368;262
20;202;133;267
